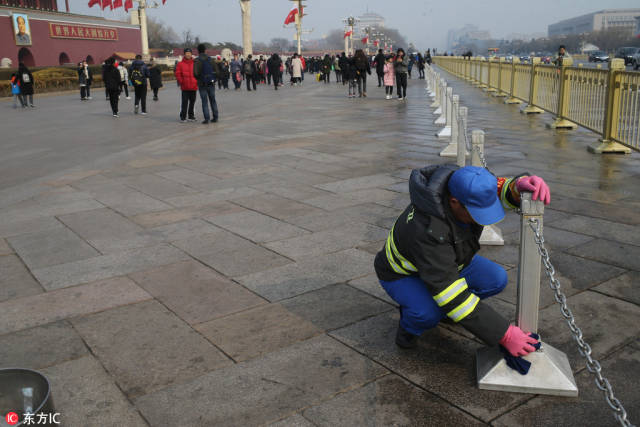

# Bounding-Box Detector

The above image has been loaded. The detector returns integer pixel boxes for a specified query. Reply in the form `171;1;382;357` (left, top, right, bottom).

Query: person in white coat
291;53;303;86
118;62;130;99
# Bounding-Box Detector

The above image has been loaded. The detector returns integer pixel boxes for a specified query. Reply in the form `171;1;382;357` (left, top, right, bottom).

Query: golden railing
433;56;638;153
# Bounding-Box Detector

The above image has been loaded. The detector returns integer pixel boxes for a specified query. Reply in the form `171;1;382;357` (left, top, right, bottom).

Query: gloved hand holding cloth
499;325;541;375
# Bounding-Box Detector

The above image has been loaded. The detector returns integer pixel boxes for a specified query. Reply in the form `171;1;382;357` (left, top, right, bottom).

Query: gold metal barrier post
548;58;578;129
522;58;544;114
588;59;633;154
505;58;522;104
477;193;578;396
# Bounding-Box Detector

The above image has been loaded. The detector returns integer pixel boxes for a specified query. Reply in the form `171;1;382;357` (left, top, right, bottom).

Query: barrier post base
437;126;452;138
521;105;544;114
547;118;578;130
433;106;443;115
476;342;578;397
587;140;632;154
479;225;504;246
492;91;508;98
440;144;467;158
504;97;522;105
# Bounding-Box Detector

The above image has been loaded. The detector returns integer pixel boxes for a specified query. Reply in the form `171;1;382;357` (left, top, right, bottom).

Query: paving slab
129;201;245;228
328;311;530;422
0;254;44;302
593;271;640;306
265;223;388;260
539;290;640;366
249;183;332;202
550;214;640;246
267;414;316;427
0;276;151;335
205;209;309;243
0;320;88;369
32;243;190;290
129;260;265;325
8;226;100;269
165;186;263;208
41;356;148;427
134;335;388;426
155;167;221;186
566;239;640;272
195;303;322;362
548;196;640;225
71;300;232;398
237;248;374;301
493;343;640;427
76;181;172;216
348;274;397;305
146;218;221;242
231;193;324;220
0;216;63;239
118;173;199;199
172;230;292;277
280;284;393;331
0;239;12;255
302;374;485;427
57;207;162;253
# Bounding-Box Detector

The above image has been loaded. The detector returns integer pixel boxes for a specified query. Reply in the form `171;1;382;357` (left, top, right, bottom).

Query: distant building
356;11;384;37
548;9;640;37
447;24;492;52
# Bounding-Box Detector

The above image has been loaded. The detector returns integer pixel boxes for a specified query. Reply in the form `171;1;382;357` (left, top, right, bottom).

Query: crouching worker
374;165;550;364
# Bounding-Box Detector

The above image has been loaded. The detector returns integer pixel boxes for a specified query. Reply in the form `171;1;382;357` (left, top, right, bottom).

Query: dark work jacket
374;164;512;346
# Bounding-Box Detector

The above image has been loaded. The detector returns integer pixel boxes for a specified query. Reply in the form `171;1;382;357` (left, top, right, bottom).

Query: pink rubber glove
499;325;539;357
516;176;551;205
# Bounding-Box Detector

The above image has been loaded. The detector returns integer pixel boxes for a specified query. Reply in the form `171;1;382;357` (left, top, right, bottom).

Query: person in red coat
175;48;198;122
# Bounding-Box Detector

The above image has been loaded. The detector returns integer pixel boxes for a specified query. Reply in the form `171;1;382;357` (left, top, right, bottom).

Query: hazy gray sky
59;0;640;49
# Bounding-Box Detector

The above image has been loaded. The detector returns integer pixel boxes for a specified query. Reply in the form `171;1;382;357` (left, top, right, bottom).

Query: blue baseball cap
448;166;504;226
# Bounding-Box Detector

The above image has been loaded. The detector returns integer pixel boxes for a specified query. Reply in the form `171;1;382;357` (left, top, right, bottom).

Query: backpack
22;73;31;83
131;67;144;86
354;56;367;71
200;57;216;85
243;61;252;75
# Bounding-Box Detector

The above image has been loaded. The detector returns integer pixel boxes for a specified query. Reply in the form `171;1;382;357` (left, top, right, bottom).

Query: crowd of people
8;46;435;121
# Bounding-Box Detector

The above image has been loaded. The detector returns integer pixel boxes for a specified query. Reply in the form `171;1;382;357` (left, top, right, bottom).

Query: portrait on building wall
12;13;32;46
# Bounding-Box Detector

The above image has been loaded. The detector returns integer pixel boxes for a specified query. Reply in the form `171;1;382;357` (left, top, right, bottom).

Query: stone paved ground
0;70;639;427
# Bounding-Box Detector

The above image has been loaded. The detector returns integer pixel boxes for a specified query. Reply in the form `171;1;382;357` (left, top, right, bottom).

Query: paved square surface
1;70;639;426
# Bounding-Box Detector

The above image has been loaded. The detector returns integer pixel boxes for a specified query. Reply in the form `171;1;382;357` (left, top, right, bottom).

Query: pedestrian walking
193;43;220;124
374;49;385;87
220;59;230;90
17;62;34;108
117;61;130;99
417;53;425;79
338;52;349;85
408;54;414;79
128;55;150;115
322;54;332;84
383;55;395;99
77;60;93;100
10;73;25;108
345;57;357;98
333;55;341;83
243;54;256;91
353;49;371;97
291;53;303;86
103;57;121;117
175;47;198;123
230;53;242;90
267;53;282;90
395;48;409;100
149;61;163;101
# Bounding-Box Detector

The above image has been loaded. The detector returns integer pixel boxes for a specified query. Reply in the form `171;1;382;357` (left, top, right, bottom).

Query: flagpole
296;0;301;55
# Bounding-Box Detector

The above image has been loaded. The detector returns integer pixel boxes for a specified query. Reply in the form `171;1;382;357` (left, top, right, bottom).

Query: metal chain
528;218;634;427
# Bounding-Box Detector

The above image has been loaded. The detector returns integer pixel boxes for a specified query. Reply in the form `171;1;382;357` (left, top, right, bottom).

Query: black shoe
395;324;418;349
201;120;209;124
211;118;218;123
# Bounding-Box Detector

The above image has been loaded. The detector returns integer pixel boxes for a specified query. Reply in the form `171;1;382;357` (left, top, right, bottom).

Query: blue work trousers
198;84;218;122
380;255;507;336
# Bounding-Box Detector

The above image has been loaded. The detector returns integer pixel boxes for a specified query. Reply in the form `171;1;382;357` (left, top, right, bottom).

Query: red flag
124;0;133;11
284;7;298;25
361;37;368;44
113;0;122;8
102;0;112;10
373;40;379;47
344;30;352;39
163;0;166;4
88;0;100;6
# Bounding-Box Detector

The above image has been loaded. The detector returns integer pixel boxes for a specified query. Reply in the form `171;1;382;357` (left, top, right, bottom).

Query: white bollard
437;88;453;137
456;107;470;166
434;79;446;113
440;97;459;155
429;75;440;106
469;130;505;246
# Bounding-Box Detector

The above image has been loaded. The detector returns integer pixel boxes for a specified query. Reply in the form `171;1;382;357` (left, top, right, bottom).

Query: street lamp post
135;0;159;61
342;16;357;56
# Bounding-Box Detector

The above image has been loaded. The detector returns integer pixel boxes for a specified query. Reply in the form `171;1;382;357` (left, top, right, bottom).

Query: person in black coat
267;54;282;90
374;49;385;87
338;52;349;86
148;62;163;101
103;57;122;117
77;60;93;100
17;62;34;107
